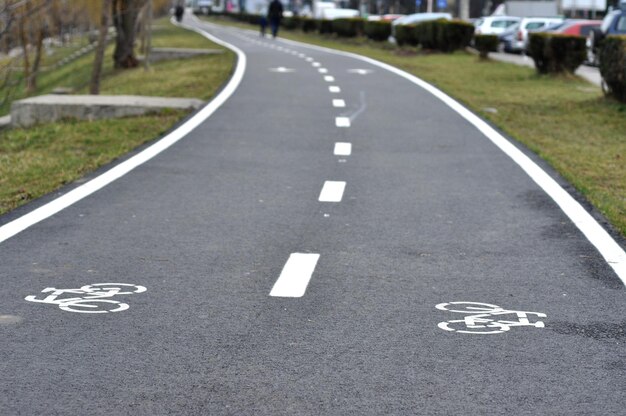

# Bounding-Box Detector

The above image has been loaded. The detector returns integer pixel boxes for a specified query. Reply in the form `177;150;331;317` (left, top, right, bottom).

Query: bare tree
112;0;146;68
90;0;112;94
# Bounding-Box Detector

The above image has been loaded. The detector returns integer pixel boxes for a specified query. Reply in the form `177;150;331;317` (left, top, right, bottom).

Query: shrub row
599;35;626;103
474;34;498;59
395;19;474;52
528;33;586;74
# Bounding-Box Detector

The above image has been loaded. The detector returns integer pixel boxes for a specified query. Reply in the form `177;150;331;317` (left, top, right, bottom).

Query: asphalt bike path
0;15;624;415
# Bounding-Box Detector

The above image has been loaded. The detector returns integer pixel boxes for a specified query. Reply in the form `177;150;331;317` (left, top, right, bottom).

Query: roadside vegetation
203;15;626;237
0;19;235;215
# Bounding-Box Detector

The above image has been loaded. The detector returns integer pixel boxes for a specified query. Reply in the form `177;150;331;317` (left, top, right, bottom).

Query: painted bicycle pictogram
436;301;546;334
25;283;146;314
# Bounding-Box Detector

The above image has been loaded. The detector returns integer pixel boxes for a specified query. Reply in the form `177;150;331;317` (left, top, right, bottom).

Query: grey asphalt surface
1;16;625;415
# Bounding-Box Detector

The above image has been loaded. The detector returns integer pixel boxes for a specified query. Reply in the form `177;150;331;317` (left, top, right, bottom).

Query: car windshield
526;22;545;29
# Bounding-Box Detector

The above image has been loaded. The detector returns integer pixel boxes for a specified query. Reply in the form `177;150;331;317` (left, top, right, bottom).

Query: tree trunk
90;0;112;94
112;0;145;69
18;16;31;94
27;24;45;94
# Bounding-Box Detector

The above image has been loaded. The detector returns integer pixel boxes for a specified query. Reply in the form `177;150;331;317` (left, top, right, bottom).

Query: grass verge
0;18;235;216
204;16;626;237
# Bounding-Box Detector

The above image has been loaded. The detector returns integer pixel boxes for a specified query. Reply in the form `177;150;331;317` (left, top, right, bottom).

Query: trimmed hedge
301;18;317;33
395;24;417;46
599;35;626;102
318;19;333;34
282;16;301;30
474;34;499;59
332;18;365;38
364;21;392;41
528;33;586;74
395;20;474;51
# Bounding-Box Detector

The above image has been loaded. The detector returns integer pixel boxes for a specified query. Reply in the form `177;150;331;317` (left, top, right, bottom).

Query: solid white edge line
0;17;247;246
334;142;352;156
270;253;320;297
319;181;346;202
269;32;626;285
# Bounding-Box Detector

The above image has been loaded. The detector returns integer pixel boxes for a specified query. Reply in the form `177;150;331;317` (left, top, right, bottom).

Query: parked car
391;12;452;39
508;17;564;53
543;19;601;36
320;8;360;20
474;15;520;35
587;2;626;66
498;22;520;52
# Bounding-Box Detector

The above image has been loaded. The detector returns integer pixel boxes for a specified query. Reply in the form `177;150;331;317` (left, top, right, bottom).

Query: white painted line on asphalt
318;68;328;73
332;99;345;107
324;75;335;82
270;253;320;298
319;181;346;202
312;62;321;67
273;34;626;284
306;57;314;62
335;117;350;127
0;17;247;246
329;86;341;93
334;142;352;156
298;53;305;58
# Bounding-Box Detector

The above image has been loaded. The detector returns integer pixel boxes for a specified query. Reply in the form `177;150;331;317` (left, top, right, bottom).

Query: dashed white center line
324;75;335;82
270;253;320;298
335;117;351;127
298;54;305;58
329;86;341;93
332;99;346;107
319;181;346;202
312;62;321;67
306;57;314;62
318;68;328;73
334;142;352;156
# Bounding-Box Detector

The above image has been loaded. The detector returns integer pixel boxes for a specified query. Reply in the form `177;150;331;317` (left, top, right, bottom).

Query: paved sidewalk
491;52;602;87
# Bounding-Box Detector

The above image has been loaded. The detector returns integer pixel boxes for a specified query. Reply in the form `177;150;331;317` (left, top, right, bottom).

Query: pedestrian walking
267;0;283;38
259;6;268;37
174;0;184;22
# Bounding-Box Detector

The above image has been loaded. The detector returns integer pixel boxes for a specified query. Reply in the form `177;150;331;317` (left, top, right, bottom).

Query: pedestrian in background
259;6;268;37
267;0;283;38
174;0;184;22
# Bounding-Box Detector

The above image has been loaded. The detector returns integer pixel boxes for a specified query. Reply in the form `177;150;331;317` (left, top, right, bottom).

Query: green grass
0;18;235;216
204;16;626;237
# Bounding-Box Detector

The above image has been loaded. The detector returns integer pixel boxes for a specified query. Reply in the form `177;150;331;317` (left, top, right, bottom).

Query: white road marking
274;34;626;284
324;75;335;82
269;67;295;73
0;18;247;246
318;68;328;73
329;86;341;93
298;53;305;57
332;99;345;107
334;142;352;156
306;57;314;62
270;253;320;298
347;68;374;75
319;181;346;202
312;62;321;67
335;117;350;127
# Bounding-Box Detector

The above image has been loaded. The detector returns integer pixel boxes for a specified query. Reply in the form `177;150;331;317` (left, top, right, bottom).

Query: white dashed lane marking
270;253;321;298
329;86;341;93
335;117;350;127
319;68;328;74
319;181;346;202
324;76;335;82
334;142;352;156
332;99;345;107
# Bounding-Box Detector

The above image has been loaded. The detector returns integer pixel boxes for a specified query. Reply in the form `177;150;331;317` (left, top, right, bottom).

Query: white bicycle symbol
436;301;547;335
25;283;146;314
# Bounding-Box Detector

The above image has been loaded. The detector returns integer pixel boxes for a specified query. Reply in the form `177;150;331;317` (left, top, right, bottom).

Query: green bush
318;19;333;34
474;34;499;59
395;24;417;46
282;16;301;30
599;35;626;102
528;33;586;74
364;21;392;41
301;18;317;33
413;19;473;52
332;18;365;37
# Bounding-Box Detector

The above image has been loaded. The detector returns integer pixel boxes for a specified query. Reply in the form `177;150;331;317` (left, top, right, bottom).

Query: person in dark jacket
267;0;284;38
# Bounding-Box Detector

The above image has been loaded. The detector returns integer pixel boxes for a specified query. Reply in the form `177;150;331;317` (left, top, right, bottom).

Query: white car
320;8;360;20
391;12;452;39
509;17;564;52
474;16;520;35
